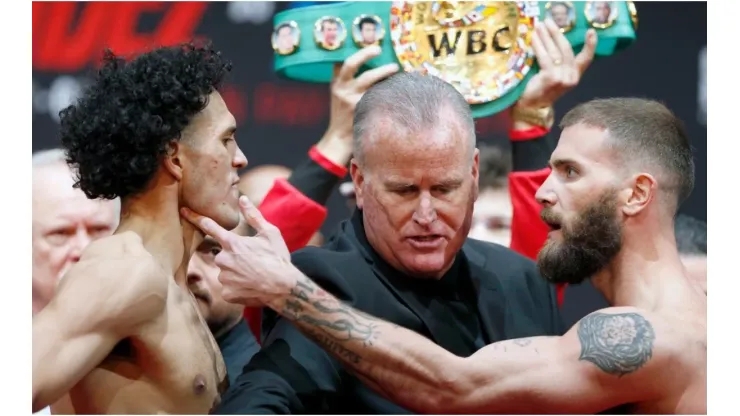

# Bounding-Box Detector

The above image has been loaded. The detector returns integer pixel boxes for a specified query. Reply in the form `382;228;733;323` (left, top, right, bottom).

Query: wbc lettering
427;26;514;57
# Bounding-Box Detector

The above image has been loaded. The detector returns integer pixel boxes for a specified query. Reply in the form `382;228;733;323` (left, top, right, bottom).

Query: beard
537;189;623;285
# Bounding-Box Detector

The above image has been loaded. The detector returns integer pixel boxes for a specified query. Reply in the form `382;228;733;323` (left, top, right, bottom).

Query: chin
400;252;450;278
212;209;241;231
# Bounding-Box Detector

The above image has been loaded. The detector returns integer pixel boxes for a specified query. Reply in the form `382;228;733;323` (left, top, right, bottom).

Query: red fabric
508;166;567;306
509;126;550;141
242;178;328;340
309;145;348;178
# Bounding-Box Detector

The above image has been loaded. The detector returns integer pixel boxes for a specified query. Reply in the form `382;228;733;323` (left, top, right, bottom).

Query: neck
592;224;685;310
116;174;202;283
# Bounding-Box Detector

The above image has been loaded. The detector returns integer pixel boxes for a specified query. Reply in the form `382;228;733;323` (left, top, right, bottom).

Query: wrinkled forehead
551;123;614;167
365;129;471;179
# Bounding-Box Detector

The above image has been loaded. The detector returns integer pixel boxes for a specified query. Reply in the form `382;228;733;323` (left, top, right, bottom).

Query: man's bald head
238;164;292;205
352;72;476;170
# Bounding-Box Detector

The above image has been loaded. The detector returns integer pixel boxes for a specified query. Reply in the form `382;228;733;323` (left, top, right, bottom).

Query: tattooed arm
269;271;666;414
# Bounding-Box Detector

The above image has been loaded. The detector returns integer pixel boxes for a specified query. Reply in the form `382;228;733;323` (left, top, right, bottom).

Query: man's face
361;22;377;44
551;4;570;28
187;237;244;337
595;2;611;22
32;164;118;313
277;26;294;52
351;113;479;279
178;92;248;231
469;186;512;246
322;21;339;44
535;124;625;284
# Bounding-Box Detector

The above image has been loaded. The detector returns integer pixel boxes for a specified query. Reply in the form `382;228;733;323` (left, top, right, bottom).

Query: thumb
238;196;272;235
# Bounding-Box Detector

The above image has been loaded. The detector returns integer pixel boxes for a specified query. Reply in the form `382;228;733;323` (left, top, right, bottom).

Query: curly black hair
59;42;233;200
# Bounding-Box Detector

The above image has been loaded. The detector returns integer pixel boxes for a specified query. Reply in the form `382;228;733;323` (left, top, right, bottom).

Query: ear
350;158;365;209
621;173;656;217
471;148;480;201
162;140;185;181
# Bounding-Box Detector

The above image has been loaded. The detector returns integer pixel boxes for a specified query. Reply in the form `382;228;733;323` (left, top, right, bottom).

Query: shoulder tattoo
577;312;656;377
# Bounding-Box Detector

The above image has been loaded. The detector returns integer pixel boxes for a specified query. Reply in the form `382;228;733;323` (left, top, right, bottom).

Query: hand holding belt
270;1;638;119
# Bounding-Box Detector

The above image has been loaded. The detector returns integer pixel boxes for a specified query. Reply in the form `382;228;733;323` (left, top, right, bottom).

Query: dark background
32;1;707;324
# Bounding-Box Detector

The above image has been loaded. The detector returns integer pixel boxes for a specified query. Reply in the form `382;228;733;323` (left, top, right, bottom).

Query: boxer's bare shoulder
36;232;228;414
535;305;705;414
458;305;705;414
572;306;705;414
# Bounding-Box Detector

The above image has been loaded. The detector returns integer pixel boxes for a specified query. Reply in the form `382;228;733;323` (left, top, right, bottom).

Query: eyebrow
384;178;464;189
221;126;237;137
436;178;464;188
549;158;581;169
198;237;221;251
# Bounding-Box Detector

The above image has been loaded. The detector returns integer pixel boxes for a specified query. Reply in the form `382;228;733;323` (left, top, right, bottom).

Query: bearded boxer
32;43;242;414
184;97;705;414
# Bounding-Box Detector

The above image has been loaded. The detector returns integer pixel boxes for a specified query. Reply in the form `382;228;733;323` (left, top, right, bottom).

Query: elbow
430;359;483;414
407;359;476;414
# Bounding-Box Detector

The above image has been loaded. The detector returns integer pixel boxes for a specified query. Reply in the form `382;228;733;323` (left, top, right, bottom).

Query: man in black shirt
192;71;564;414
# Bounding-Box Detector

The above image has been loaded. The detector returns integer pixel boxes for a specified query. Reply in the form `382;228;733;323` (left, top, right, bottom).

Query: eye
88;226;111;239
209;246;222;256
46;228;75;246
565;166;578;178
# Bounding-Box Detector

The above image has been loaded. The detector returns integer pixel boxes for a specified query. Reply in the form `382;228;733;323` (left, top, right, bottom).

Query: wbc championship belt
271;1;638;118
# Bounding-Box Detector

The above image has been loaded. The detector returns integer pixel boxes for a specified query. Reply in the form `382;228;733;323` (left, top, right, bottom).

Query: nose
234;146;248;170
187;256;205;286
535;173;557;208
412;192;437;226
68;228;92;263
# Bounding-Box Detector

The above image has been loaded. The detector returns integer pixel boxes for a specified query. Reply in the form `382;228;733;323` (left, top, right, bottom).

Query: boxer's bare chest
59;278;228;414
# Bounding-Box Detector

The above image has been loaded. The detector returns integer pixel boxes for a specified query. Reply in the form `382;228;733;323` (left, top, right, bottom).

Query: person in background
238;164;324;246
32;148;120;315
675;214;706;294
468;145;513;246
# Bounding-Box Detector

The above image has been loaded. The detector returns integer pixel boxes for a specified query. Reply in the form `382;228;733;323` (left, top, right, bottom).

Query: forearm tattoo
281;278;381;364
577;312;656;376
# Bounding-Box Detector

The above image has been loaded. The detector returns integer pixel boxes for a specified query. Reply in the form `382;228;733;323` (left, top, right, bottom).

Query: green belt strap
273;1;637;118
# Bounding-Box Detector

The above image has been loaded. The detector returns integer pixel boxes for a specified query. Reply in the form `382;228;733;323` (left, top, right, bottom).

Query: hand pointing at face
180;196;298;307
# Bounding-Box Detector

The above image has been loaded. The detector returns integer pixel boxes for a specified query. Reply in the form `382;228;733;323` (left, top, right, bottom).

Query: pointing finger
180;207;233;247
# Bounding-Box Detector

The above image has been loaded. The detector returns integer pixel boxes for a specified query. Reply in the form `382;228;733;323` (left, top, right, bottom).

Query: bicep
32;258;166;409
217;318;343;414
32;302;121;410
455;310;659;413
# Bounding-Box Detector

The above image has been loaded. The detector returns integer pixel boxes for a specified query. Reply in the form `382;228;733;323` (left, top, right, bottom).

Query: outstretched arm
32;247;166;411
267;271;661;414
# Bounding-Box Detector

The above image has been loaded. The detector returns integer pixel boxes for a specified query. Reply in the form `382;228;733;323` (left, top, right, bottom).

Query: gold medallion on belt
390;1;540;105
